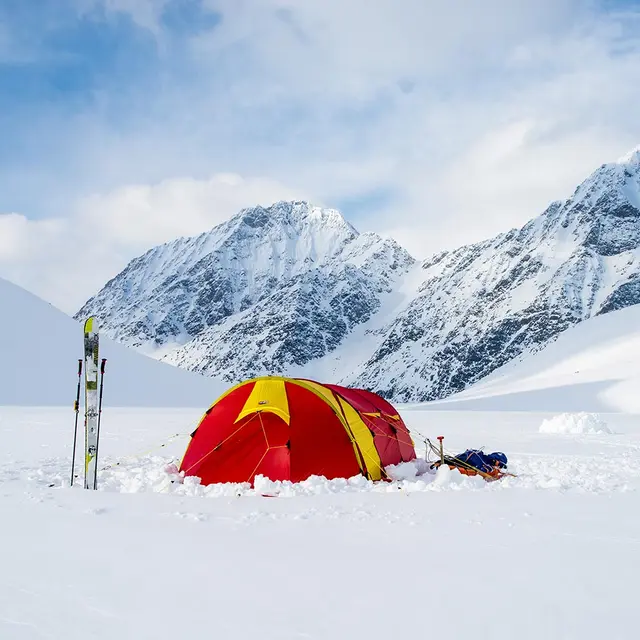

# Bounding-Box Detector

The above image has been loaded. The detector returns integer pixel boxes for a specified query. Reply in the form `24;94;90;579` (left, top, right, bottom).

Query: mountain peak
565;144;640;220
616;144;640;167
236;200;357;234
74;198;406;356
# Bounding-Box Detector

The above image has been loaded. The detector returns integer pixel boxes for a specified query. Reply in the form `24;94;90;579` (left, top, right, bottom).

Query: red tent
180;376;416;485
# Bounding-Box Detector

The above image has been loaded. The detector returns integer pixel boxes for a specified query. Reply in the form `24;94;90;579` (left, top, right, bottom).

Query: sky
1;0;640;312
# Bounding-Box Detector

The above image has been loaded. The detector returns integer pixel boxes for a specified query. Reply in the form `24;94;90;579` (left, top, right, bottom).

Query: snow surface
0;277;225;406
2;406;640;639
5;169;640;636
427;304;640;413
4;295;640;636
539;412;614;435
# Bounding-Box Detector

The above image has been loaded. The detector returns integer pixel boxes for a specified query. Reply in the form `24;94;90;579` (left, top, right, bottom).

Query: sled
427;440;515;482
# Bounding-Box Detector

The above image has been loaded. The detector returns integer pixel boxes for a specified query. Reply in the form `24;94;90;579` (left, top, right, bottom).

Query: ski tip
84;316;98;334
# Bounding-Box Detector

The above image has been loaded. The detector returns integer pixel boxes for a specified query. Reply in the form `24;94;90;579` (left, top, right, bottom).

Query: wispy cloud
0;173;301;311
1;0;639;311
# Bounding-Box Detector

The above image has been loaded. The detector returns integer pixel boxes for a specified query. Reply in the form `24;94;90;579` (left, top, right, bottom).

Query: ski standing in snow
83;317;100;489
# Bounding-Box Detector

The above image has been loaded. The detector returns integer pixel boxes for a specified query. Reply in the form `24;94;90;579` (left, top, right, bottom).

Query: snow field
3;407;640;638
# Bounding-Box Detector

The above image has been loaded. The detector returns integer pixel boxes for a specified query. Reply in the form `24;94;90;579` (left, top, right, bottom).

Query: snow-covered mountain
421;303;640;413
0;277;224;406
76;147;640;401
351;146;640;400
76;201;416;380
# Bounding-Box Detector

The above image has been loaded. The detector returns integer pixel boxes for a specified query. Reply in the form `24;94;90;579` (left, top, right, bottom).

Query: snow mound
44;454;500;497
384;458;430;480
23;445;639;496
539;412;613;435
94;455;494;497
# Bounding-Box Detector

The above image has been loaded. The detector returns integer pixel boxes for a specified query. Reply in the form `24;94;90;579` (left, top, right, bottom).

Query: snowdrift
425;305;640;413
539;412;613;435
0;277;225;406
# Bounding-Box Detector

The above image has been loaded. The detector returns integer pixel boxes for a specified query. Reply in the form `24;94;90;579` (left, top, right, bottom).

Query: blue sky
1;0;640;311
0;1;221;212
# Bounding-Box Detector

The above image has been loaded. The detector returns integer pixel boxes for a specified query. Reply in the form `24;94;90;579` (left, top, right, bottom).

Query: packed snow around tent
27;407;637;497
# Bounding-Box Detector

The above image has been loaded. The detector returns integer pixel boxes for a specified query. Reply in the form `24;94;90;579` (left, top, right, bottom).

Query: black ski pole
93;358;107;490
71;359;83;486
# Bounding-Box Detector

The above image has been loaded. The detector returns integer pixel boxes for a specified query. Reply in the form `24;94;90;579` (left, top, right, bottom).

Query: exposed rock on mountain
348;147;640;400
77;147;640;401
75;201;416;378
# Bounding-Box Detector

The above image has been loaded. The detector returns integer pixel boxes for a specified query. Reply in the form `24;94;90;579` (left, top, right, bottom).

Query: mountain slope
76;202;364;353
422;304;640;413
75;146;640;403
0;277;223;406
76;201;416;379
347;147;640;400
162;231;414;378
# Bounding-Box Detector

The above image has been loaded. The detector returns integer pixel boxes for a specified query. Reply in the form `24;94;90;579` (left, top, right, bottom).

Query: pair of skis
70;317;107;489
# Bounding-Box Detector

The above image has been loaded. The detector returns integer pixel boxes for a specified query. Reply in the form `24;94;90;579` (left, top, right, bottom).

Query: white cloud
0;174;302;312
2;1;640;309
374;11;640;255
195;0;581;100
79;173;304;247
175;1;640;253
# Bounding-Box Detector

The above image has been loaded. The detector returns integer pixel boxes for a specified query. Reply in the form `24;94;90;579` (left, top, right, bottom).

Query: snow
539;412;613;435
5;165;640;637
0;277;225;406
616;144;640;165
3;298;640;637
428;304;640;413
2;405;640;639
